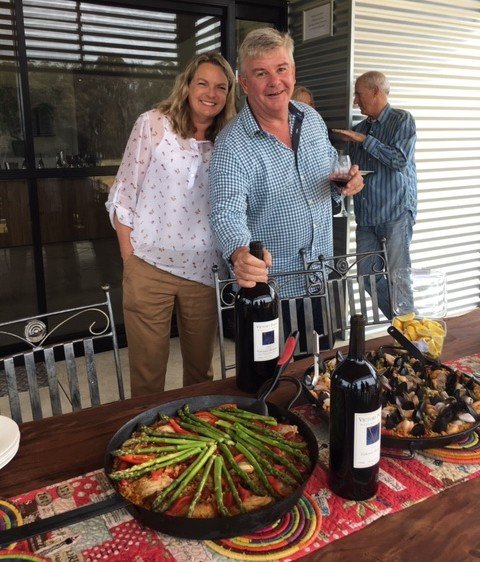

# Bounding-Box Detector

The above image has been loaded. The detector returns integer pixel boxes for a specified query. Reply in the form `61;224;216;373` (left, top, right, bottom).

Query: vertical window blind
350;0;480;318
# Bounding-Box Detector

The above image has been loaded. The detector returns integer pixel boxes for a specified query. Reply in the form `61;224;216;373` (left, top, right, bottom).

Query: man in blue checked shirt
209;28;364;301
333;71;417;319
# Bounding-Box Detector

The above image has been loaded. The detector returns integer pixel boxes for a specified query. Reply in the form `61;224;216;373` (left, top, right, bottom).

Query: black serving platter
302;348;480;454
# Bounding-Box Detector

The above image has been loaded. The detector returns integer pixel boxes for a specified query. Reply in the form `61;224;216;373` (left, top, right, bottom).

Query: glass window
0;0;25;171
37;176;123;334
23;0;221;168
0;179;37;321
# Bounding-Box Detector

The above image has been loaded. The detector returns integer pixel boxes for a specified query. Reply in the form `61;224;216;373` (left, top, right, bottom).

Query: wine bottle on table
329;314;381;500
234;241;280;393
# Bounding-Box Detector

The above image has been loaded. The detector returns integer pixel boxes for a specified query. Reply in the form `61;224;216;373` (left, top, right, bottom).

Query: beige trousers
123;256;217;397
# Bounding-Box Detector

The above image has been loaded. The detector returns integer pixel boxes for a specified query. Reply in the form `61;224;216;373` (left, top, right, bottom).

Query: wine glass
330;154;351;218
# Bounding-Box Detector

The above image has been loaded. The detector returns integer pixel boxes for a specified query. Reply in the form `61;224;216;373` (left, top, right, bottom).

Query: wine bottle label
253;318;279;361
353;407;381;468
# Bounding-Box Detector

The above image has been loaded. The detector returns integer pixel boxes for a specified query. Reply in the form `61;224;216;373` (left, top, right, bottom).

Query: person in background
292;85;314;107
106;52;236;397
209;28;364;347
332;71;417;318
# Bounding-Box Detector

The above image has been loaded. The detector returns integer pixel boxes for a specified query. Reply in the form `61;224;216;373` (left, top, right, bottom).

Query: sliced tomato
274;464;286;472
117;454;156;464
168;419;193;435
223;491;234;508
267;475;285;496
150;469;165;480
233;453;245;463
236;483;252;501
165;494;193;516
194;411;219;425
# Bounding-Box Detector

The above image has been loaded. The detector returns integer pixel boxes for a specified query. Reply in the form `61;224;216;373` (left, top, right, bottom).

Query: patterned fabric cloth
349;103;417;226
3;354;480;562
106;109;225;287
209;101;338;298
3;411;480;561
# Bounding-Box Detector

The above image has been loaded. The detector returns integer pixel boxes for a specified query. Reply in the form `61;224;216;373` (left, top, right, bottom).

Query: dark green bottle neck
348;317;365;360
249;241;264;260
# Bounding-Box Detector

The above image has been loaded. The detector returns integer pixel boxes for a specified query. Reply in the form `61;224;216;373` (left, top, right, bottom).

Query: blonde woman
107;52;236;397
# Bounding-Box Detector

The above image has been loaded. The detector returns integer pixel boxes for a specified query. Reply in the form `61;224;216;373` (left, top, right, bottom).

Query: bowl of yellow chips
391;312;446;359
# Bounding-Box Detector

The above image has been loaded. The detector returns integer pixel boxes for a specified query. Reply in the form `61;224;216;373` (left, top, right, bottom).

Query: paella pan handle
256;375;304;411
381;443;416;461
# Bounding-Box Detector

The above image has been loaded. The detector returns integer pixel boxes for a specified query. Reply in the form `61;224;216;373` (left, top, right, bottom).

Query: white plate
0;415;20;457
0;439;19;470
0;432;20;463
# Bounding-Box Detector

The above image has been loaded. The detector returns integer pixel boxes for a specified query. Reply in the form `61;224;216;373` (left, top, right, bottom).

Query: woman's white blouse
106;109;225;287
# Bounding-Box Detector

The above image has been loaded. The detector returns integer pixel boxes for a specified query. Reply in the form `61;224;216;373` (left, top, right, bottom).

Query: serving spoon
387;325;428;366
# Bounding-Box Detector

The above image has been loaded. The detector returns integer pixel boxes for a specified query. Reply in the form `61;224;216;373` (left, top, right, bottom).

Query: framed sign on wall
303;1;333;41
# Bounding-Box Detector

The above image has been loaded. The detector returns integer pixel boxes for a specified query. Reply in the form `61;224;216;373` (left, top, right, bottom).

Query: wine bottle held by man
329;314;381;500
234;241;280;393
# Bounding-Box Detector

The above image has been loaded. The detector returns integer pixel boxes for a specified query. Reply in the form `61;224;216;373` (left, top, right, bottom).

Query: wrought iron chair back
0;285;124;424
212;265;329;380
303;240;393;348
213;241;392;380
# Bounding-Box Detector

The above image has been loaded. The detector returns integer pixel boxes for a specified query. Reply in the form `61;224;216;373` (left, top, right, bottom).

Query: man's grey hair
357;71;390;95
238;27;294;75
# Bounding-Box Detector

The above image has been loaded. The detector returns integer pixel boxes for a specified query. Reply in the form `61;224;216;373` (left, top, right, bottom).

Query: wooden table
2;309;480;561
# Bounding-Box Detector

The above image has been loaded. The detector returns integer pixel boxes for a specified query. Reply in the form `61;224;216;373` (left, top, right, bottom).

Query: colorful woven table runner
2;354;480;562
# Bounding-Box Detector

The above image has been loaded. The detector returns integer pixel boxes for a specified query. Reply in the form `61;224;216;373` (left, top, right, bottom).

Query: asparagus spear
113;443;205;456
140;426;215;443
152;444;216;512
124;435;214;446
254;449;298;486
187;455;215;518
233;423;311;468
234;428;304;483
179;405;233;442
212;410;307;449
218;443;265;496
234;441;279;498
216;407;278;425
222;460;245;513
214;455;229;516
110;447;202;480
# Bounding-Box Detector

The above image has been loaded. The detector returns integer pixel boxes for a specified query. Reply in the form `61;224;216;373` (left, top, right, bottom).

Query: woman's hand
113;214;134;262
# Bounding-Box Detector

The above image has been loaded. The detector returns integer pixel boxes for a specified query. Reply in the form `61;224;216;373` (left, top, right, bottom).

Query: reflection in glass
0;180;37;321
0;3;24;172
23;1;221;167
37;176;123;334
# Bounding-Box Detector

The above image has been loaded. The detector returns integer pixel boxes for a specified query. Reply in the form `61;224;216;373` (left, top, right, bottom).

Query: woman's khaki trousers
123;256;217;397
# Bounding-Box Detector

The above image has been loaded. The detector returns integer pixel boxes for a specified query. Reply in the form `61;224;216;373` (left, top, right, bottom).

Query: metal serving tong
247;330;300;416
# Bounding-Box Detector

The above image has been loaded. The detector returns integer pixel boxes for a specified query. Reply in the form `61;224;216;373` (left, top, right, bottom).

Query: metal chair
212;241;392;379
304;240;393;348
213;265;330;380
0;285;124;424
